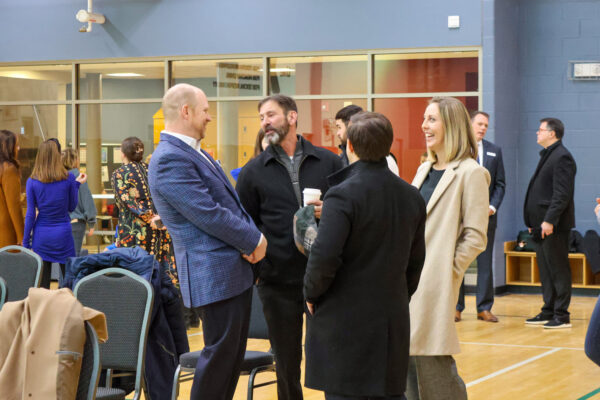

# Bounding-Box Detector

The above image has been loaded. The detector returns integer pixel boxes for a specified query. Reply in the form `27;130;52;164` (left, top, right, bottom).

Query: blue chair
74;268;153;400
0;276;7;310
171;286;276;400
0;245;42;302
76;321;102;400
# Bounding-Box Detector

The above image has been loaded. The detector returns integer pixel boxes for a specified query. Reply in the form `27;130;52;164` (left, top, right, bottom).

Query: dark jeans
457;222;496;312
258;281;305;400
190;287;252;400
41;261;65;289
585;295;600;366
535;230;571;321
326;394;406;400
71;221;86;257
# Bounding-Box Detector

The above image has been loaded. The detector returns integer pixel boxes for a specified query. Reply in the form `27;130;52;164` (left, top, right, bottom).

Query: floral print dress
111;161;179;287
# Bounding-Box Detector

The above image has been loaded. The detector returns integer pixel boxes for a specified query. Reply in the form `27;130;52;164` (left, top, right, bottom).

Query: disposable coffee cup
303;188;322;207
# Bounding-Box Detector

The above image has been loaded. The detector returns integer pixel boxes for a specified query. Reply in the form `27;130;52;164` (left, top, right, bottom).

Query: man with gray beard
236;95;343;400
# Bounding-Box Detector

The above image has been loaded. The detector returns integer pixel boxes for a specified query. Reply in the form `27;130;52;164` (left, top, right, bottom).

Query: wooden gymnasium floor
176;293;600;400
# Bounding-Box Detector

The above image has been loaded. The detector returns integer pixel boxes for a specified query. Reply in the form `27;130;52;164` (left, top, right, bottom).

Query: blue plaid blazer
148;133;261;308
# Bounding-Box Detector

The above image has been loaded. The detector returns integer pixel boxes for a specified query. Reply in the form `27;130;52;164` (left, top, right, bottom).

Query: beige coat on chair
410;158;490;355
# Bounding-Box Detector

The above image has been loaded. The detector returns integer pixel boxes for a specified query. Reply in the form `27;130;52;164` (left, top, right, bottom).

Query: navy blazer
481;139;506;226
148;133;262;308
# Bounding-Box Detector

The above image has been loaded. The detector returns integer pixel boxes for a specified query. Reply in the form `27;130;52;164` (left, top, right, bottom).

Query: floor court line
465;348;561;388
577;386;600;400
460;341;583;351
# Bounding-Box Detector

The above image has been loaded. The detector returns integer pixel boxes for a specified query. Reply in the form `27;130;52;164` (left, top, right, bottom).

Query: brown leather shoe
477;310;499;322
455;310;461;322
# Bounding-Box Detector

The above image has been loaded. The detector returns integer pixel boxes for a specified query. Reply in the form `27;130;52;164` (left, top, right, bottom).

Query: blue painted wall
0;0;482;62
517;0;600;236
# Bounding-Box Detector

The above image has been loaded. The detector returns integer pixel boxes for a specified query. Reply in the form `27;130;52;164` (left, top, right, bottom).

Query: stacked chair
171;286;276;400
74;268;154;400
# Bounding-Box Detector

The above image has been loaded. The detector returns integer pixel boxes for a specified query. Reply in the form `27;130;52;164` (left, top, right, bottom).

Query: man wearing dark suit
456;111;505;323
524;117;576;329
148;83;267;399
237;95;343;400
304;112;426;400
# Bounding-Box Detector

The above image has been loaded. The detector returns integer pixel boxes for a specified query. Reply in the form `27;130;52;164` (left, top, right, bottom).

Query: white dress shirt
162;130;215;169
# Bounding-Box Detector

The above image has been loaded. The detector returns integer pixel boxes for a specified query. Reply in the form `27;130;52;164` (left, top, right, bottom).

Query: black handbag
514;230;539;252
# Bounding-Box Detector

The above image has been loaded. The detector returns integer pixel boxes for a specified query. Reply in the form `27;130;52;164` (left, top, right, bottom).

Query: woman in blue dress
22;140;87;288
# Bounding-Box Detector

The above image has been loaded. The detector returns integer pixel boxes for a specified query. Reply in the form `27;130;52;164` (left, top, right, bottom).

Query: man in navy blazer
148;83;267;399
456;111;505;323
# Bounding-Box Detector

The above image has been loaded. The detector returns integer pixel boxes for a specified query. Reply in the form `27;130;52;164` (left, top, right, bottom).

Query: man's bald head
162;83;202;124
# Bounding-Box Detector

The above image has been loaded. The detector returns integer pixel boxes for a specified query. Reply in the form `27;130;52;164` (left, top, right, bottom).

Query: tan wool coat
0;288;108;400
410;158;490;355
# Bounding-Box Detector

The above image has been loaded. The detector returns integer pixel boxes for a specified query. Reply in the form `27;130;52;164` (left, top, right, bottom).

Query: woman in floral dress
111;136;178;286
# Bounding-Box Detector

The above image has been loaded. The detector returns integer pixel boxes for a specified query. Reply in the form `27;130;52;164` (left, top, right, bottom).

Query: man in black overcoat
303;112;426;399
524;117;576;329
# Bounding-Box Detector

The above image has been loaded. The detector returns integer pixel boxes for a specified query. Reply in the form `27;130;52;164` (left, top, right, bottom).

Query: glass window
270;55;367;95
209;101;260;179
0;65;71;102
374;96;478;182
79;62;164;100
296;99;368;152
0;105;71;186
374;52;479;94
173;59;263;98
78;103;161;192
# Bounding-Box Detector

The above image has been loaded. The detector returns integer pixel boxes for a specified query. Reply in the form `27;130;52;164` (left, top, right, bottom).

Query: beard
264;120;290;145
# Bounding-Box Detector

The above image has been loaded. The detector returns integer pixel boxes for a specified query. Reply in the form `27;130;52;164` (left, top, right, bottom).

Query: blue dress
22;173;80;263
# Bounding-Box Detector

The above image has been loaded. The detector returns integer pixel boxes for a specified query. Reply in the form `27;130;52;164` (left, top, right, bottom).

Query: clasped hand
243;235;267;264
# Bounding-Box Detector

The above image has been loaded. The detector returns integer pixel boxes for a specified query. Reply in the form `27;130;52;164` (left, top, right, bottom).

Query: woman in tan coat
407;97;490;400
0;130;24;248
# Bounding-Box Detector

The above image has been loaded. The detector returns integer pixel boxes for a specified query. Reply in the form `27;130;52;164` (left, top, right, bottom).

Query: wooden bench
504;240;600;288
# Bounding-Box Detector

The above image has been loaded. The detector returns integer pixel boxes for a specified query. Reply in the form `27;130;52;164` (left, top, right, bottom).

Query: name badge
486;152;496;157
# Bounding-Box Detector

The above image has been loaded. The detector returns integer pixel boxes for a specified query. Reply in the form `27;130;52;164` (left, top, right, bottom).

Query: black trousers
326;394;406;400
40;261;65;289
535;230;572;321
457;221;496;312
191;287;252;400
258;281;305;400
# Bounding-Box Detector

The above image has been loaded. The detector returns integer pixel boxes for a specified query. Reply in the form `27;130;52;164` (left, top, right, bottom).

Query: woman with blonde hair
23;140;86;288
407;97;490;400
62;148;97;256
0;130;24;248
111;136;177;283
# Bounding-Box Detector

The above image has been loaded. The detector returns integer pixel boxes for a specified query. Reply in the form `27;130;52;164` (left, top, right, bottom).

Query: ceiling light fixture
106;73;144;77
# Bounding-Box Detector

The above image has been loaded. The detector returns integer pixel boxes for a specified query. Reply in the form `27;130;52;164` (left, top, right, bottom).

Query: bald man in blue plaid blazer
149;84;266;400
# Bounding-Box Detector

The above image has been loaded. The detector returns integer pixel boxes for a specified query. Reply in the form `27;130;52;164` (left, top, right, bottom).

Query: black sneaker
525;313;552;325
543;319;572;329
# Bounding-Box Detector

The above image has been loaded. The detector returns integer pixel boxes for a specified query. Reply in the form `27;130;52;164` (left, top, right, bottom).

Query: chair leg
171;365;181;400
247;368;258;400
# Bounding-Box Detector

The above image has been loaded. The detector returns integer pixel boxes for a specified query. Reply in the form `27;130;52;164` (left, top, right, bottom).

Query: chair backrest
0;245;42;301
248;285;269;340
74;268;153;395
76;321;101;400
0;276;6;310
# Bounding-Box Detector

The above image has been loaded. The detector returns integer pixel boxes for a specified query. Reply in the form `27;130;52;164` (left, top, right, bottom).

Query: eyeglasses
537;128;553;133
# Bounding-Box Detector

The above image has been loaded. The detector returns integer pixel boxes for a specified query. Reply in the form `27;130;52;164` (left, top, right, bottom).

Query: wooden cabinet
504;241;600;288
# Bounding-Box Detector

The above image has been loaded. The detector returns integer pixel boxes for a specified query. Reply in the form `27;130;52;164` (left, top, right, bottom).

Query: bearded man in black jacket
236;94;342;400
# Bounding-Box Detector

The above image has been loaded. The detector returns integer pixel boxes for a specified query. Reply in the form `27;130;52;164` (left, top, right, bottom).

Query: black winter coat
236;136;343;285
303;160;426;396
